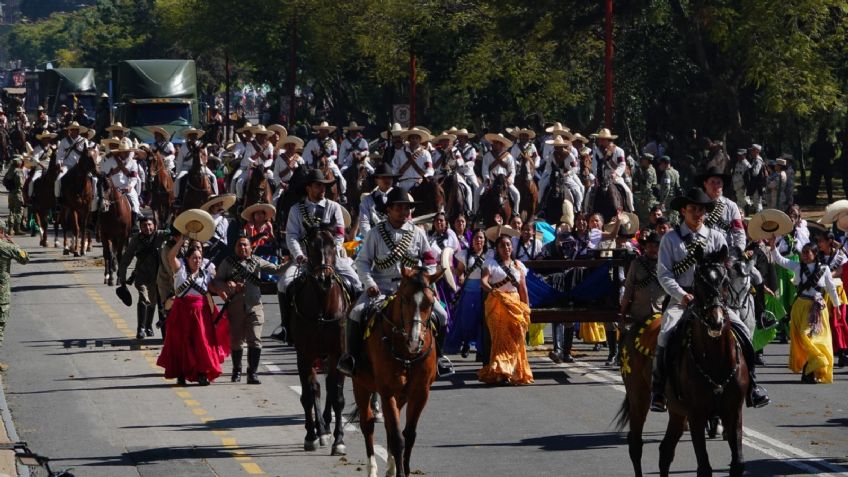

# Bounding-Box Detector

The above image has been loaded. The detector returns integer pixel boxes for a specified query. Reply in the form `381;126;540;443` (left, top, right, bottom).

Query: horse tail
612;395;630;431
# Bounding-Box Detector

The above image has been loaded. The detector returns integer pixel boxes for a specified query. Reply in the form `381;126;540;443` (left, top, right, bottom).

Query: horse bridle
690;263;730;335
379;289;435;368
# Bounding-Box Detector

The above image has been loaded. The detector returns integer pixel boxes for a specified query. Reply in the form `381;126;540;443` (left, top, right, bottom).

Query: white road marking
546;359;848;475
284;381;388;463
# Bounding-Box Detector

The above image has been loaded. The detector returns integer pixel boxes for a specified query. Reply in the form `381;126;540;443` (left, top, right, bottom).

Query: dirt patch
64;257;104;268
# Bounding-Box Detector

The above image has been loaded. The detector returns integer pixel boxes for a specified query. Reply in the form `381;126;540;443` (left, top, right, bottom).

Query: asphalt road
3;219;848;476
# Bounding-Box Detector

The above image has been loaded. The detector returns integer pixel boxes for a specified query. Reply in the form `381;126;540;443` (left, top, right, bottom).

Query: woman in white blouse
477;234;533;385
770;238;841;384
816;232;848;368
446;229;492;359
157;235;229;386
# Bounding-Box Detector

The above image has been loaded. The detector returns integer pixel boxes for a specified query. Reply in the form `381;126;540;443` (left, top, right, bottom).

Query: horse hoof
304;438;319;451
331;443;346;456
54;241;60;248
374;411;384;423
63;248;70;255
107;278;114;286
103;277;108;285
318;434;331;447
73;252;80;257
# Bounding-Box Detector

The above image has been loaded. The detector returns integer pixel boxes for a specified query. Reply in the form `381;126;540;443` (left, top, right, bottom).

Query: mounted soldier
232;122;254;161
392;127;434;194
29;106;52;142
508;126;540;176
233;125;275;201
55;121;96;201
358;163;398;236
652;187;769;412
173;130;218;203
337;188;454;377
148;126;176;174
591;128;634;211
303;121;347;201
339;121;371;174
538;135;583;220
271;135;305;201
26;132;58;202
100;143;142;224
698;166;746;252
481;133;520;211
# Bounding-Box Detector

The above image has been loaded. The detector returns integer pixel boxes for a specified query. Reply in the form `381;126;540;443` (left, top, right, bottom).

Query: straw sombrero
148;126;171;140
101;138;120;150
343;121;365;132
340;206;352;228
277;135;304;151
35;132;57;141
748;209;793;241
106;122;129;133
819;199;848;225
605;211;640;236
236;122;254;134
591;128;618;140
545;135;571;147
433;133;456;143
484;133;513;149
445;126;475;139
312;121;337;133
484;225;520;243
441;247;457;291
65;121;88;134
380;123;404;139
560;199;575;228
250;125;274;137
267;124;287;137
173;209;216;242
571;133;588;143
510;127;536;139
241;203;276;222
545;122;571;135
200;194;237;213
399;127;432;143
182;128;205;138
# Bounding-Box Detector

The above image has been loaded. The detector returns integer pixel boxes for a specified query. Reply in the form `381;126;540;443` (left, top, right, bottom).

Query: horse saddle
665;309;693;400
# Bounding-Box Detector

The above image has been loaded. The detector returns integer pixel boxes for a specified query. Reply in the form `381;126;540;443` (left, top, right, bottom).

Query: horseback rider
118;215;169;339
214;235;286;385
339;121;371;174
232;122;254;160
279;168;362;316
392;128;434;194
591;128;635;211
303;121;347;201
538;135;584;218
481;133;521;210
698;166;747;252
29;106;51;142
337;188;454;377
26;132;58;202
54;121;96;201
100;143;142;224
508;127;540;177
233;125;275;200
173;131;218;203
433;132;474;215
358;163;397;236
149;126;176;174
652;187;770;412
271;136;305;201
447;127;480;211
540;122;576;176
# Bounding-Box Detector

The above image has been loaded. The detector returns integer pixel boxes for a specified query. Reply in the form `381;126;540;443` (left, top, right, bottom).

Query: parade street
1;216;847;476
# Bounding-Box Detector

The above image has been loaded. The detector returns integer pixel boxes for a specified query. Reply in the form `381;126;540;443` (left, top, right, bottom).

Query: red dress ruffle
157;294;230;382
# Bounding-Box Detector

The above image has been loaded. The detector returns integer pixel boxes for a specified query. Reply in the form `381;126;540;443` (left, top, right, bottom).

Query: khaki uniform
119;231;169;307
0;238;30;343
215;255;281;349
631;165;658;224
4;168;25;234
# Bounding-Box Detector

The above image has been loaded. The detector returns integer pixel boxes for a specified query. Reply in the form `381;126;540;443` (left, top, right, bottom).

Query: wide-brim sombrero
277;135;304;151
604;211;640;236
748;209;793;241
241;203;276;222
484;133;513;149
819;199;848;225
182;128;205;139
485;225;520;243
173;209;216;242
200;194;237;213
106;122;129;133
341;206;352;228
441;247;457;291
65;121;89;134
148;126;171;140
312;121;337;133
399;128;432;143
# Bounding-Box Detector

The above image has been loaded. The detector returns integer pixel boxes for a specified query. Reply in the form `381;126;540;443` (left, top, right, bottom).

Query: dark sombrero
670;187;716;212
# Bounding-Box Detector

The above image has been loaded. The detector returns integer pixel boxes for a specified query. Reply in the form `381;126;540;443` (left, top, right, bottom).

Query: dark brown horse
343;159;374;241
585;162;627;221
289;226;349;455
99;174;132;285
148;151;174;228
31;148;61;247
179;147;213;212
275;167;308;234
515;150;538;221
538;167;576;225
408;177;445;216
440;170;468;221
242;162;273;210
352;267;438;477
475;174;512;227
616;246;748;477
9;121;27;154
60;147;97;256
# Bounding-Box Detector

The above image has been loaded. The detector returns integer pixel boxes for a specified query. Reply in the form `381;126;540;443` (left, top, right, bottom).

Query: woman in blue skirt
446;228;491;357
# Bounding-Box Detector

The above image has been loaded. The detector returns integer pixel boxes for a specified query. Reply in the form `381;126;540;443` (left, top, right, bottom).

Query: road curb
0;375;23;477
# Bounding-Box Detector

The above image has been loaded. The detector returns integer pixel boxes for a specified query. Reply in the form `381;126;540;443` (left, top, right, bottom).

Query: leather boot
144;304;155;336
651;346;667;412
136;303;146;340
436;324;455;377
733;324;770;408
231;348;243;382
246;347;262;384
562;324;575;363
605;327;619;366
337;320;362;377
131;212;139;234
272;292;290;344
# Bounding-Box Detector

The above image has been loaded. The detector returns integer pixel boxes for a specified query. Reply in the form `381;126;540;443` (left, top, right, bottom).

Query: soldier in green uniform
655;155;682;225
632;153;658;224
3;157;26;236
118;215;170;339
0;219;30;345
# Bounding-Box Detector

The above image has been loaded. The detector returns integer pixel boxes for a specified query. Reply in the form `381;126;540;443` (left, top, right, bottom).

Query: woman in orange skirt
478;232;533;385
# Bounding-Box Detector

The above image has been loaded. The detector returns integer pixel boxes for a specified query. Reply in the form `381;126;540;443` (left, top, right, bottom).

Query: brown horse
99;174;132;285
408;177;445;216
475;174;512;227
616;246;748;477
352;268;438;477
343;159;374;241
515;151;538;221
148;151;174;228
440;170;468;221
275;167;308;234
60;147;97;257
179;147;213;212
586;161;628;221
242;162;273;210
289;226;349;455
31;148;62;247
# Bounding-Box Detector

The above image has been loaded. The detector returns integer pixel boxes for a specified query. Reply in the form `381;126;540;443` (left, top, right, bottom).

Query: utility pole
409;53;416;127
289;11;297;127
225;50;231;142
604;0;614;128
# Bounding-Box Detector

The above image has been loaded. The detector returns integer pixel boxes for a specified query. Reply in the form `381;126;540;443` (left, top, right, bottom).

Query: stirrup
650;393;667;412
750;385;770;408
337;355;355;377
437;356;455;377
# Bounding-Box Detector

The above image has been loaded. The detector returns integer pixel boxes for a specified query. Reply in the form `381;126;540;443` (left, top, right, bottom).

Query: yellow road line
241;462;264;475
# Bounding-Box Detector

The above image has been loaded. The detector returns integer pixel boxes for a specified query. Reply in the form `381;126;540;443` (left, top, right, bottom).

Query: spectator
809;128;836;203
446;228;491;358
0;220;29;349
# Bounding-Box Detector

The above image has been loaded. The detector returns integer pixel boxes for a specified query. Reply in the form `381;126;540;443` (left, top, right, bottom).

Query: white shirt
272;153;304;184
456;249;492;280
240;141;275;170
303;137;338;168
100;156;140;191
481;150;516;183
57;136;88;169
151;140;176;172
174;261;216;296
392;146;433;183
510;141;540;169
484;258;526;293
772;250;840;304
339;136;369;169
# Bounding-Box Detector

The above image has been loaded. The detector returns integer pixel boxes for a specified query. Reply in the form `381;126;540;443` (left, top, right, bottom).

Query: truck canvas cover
42;68;97;94
113;60;197;101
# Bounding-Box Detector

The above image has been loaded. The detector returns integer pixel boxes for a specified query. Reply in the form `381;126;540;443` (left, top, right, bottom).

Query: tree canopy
4;0;847;150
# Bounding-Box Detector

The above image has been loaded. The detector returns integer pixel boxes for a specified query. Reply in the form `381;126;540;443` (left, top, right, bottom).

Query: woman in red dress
157;235;230;385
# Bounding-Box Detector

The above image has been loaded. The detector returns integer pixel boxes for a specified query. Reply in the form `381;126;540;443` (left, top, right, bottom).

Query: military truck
37;68;99;118
111;59;203;144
